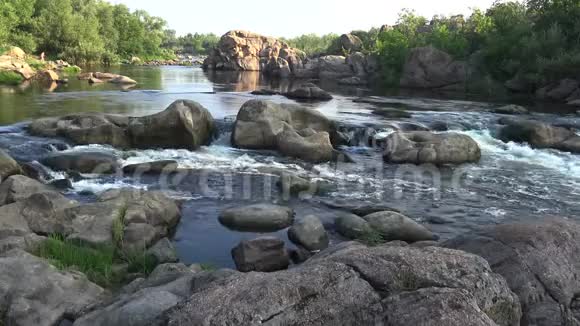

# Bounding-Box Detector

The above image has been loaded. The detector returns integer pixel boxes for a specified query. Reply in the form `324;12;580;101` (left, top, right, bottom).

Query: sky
108;0;498;38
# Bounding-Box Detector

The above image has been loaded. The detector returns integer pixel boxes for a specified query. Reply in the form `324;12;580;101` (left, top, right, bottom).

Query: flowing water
1;65;580;268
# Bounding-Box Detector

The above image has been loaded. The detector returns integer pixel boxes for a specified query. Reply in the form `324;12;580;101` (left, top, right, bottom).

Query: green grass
200;262;217;271
0;71;24;85
61;65;82;75
356;229;386;247
35;234;157;289
112;203;128;248
25;58;46;70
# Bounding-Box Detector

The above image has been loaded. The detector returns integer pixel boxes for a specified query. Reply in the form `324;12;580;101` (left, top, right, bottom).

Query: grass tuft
356;229;386;247
0;71;24;85
61;65;82;75
200;263;217;271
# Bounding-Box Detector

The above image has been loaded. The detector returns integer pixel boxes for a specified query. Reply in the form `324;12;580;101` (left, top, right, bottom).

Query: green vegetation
0;71;23;85
0;0;176;64
282;33;342;57
163;32;220;55
356;229;386;247
61;65;82;75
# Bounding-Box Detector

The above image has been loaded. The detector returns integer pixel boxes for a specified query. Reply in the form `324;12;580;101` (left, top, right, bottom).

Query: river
1;65;580;268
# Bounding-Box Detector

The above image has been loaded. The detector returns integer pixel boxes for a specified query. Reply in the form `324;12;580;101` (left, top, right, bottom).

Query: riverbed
1;65;580;268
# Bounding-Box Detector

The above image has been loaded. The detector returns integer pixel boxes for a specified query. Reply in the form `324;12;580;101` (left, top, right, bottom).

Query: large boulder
318;55;355;78
160;242;521;325
383;131;481;164
203;30;305;76
498;118;580;153
0;149;21;181
276;128;334;163
28;100;215;150
446;218;580;326
400;46;467;89
231;236;290;272
0;249;104;326
288;215;329;251
4;46;26;59
0;55;35;79
340;33;363;53
40;151;120;174
219;203;294;232
335;213;373;239
363;211;437;242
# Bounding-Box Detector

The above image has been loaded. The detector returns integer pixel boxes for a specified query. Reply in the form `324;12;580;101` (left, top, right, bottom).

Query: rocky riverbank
0;93;579;325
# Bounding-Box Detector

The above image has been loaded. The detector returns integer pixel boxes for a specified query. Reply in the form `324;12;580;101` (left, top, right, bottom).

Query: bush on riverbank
0;71;23;85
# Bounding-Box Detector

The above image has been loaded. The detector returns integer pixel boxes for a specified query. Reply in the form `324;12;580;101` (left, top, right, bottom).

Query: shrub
0;71;23;85
61;65;82;75
356;229;385;247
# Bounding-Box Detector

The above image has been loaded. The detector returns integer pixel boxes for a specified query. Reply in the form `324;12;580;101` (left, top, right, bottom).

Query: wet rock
371;107;412;118
288;215;329;251
219;203;294;232
122;160;179;175
363;211;437;242
446;218;580;326
0;149;21;181
338;76;367;85
284;83;333;101
277;128;334;163
77;72;93;80
250;89;279;96
400;46;467;89
93;72;121;80
40;151;120;174
335;212;373;239
289;245;313;264
499;118;580;153
47;178;73;190
231;236;290;272
147;238;178;264
0;175;54;206
161;242;521;326
88;77;104;84
109;75;137;84
492;104;529;115
383;131;481;165
29;100;215;151
321;199;401;216
340;33;363;53
34;69;59;83
0;249;104;326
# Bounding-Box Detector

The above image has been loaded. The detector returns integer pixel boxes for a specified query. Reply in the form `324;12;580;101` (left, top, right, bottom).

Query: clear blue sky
109;0;497;37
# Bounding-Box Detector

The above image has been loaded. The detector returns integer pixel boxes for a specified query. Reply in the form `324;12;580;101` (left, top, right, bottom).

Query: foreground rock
446;218;580;326
288;215;329;251
0;149;22;180
383;131;481;164
0;175;54;206
231;100;339;162
40;151;120;174
0;249;104;326
284;83;333;101
29;100;215;150
0;54;35;80
363;211;437;242
335;213;373;239
232;237;290;272
499;118;580;153
160;242;521;325
400;46;467;89
219;203;294;232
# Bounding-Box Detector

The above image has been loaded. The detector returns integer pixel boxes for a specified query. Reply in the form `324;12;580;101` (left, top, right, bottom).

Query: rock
147;238;178;264
319;55;354;78
29;100;215;151
371;107;412;118
34;69;59;83
289;246;313;264
338;76;367;85
77;72;93;80
536;78;579;101
122;223;160;252
161;242;521;325
276;128;334;163
276;173;320;196
88;77;104;84
346;52;371;77
231;236;290;272
93;72;121;79
109;76;137;84
383;131;481;164
20;192;78;235
219;203;294;232
0;233;45;255
122;160;179;175
0;149;21;181
47;178;73;190
40;151;120;174
4;46;26;59
0;55;35;79
400;46;467;89
498;118;580;153
0;249;104;326
250;89;279;96
203;30;305;76
446;218;580;326
492;104;529;115
340;34;363;53
363;211;436;242
284;83;333;101
0;175;54;206
335;212;373;239
288;215;329;251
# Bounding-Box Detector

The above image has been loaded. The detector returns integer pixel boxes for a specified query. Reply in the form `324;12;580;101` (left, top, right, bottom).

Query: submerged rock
499;118;580;153
29;100;215;151
160;242;521;325
231;236;290;272
383;131;481;164
446;218;580;326
219;203;294;232
288;215;329;251
371;107;412;118
284;83;333;101
363;211;437;242
0;249;104;326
